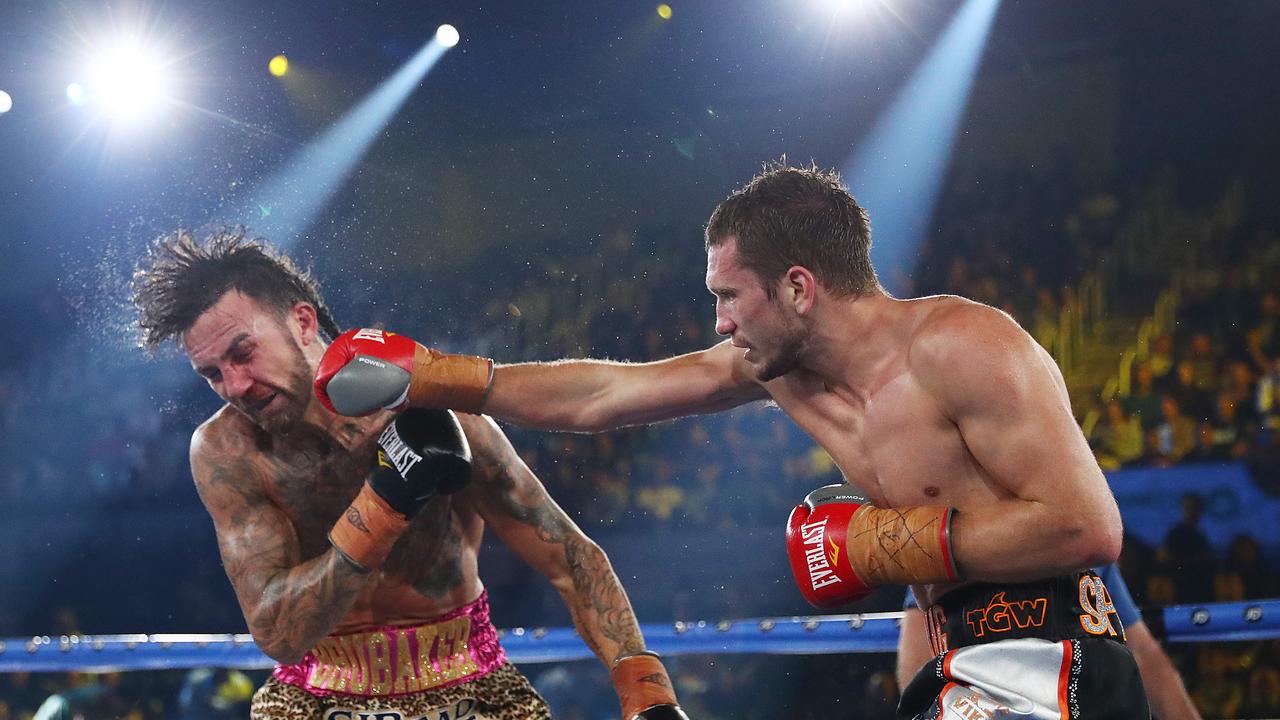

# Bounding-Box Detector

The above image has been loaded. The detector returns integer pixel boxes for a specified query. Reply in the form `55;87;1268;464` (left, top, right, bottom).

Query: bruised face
706;237;809;381
182;290;315;434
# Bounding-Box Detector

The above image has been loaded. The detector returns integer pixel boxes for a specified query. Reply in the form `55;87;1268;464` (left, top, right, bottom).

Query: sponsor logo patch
799;518;842;591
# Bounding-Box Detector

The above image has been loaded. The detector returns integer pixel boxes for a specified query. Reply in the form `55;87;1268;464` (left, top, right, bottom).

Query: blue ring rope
2;600;1275;673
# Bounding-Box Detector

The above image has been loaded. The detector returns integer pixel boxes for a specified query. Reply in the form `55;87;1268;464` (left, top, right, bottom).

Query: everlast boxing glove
785;484;961;608
329;409;472;571
611;652;689;720
315;328;494;417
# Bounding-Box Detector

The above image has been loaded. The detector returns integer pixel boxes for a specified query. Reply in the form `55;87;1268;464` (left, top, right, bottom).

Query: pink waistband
272;591;506;698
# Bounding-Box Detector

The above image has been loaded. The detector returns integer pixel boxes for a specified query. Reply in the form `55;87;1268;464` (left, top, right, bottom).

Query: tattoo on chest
268;444;468;598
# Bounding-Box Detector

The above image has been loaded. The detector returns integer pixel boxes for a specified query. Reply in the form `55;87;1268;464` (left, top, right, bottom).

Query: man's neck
799;292;911;396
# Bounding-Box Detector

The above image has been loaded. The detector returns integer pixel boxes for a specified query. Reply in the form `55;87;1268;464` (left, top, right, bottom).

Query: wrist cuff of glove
848;505;960;585
329;484;410;571
408;348;494;414
611;652;678;719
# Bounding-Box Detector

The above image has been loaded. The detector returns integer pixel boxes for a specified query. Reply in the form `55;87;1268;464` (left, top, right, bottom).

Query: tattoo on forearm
475;422;647;663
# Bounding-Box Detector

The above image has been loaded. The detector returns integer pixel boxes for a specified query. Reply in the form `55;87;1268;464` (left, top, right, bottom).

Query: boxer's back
196;406;485;633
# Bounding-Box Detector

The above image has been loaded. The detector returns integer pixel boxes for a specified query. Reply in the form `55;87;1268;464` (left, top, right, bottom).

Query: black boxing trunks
899;571;1151;720
250;592;550;720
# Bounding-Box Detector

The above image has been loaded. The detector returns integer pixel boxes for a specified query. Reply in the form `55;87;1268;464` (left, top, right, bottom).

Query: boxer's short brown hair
705;162;877;297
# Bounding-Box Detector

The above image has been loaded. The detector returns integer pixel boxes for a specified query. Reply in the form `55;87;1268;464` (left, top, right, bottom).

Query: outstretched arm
191;423;369;664
485;341;767;431
915;304;1124;581
315;327;767;432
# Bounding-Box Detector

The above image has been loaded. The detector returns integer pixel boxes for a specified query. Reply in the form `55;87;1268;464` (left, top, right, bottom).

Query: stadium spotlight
91;43;171;120
269;54;289;77
436;24;460;48
0;90;11;114
66;83;87;106
657;4;673;20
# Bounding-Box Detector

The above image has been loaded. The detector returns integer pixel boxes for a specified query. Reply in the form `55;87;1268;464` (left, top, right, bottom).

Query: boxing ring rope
2;599;1277;673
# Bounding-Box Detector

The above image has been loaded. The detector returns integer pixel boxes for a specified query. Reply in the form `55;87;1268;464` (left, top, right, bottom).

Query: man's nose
714;308;735;337
221;365;254;399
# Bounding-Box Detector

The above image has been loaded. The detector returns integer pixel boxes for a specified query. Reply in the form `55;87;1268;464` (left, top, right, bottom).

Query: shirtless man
315;164;1150;719
132;228;687;720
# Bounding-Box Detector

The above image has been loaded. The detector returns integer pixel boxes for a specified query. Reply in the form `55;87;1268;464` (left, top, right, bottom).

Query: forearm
485;361;628;431
550;535;648;666
953;497;1120;582
1134;641;1202;720
245;550;369;664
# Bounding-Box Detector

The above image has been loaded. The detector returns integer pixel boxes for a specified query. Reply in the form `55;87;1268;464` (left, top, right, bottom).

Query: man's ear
290;301;320;346
783;266;817;315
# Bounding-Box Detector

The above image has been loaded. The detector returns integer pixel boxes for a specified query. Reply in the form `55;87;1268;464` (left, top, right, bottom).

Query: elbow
248;613;307;665
1062;510;1123;569
550;538;612;594
253;634;306;665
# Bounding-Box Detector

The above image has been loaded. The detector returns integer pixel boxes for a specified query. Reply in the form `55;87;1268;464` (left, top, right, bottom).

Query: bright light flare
657;4;673;20
0;90;11;114
436;24;460;48
91;44;171;120
66;83;87;106
269;54;289;77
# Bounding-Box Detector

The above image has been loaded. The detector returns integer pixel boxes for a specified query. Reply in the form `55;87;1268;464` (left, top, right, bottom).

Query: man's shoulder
190;406;262;462
907;296;1028;365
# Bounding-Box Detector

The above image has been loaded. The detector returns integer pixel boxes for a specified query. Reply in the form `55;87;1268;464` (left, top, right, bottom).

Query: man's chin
239;405;302;434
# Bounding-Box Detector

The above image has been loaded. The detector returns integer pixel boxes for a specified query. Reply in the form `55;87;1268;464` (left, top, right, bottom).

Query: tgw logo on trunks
964;591;1048;638
1078;574;1122;638
798;517;842;591
324;698;477;720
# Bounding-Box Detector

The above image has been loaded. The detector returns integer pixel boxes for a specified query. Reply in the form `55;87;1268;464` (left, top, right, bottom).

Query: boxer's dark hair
132;226;342;353
705;161;877;297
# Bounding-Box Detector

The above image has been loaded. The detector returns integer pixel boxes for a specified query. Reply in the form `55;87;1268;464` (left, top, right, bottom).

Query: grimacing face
706;238;809;382
181;290;315;434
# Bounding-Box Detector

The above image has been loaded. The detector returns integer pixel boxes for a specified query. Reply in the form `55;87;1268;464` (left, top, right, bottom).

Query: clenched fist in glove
315;328;494;417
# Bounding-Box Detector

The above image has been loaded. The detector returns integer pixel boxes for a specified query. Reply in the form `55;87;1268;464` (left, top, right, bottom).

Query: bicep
191;446;300;615
934;322;1106;505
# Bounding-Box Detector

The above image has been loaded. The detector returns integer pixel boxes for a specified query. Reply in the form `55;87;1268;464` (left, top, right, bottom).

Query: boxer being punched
318;164;1150;719
132;228;686;720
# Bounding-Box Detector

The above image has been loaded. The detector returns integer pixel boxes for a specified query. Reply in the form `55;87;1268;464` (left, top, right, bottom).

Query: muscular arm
915;304;1123;581
191;424;368;664
483;341;768;431
458;414;648;667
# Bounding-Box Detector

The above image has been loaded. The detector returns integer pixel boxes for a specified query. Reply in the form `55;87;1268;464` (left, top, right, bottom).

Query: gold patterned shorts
250;661;550;720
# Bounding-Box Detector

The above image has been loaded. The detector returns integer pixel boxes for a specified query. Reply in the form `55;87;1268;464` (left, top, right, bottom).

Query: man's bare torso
762;297;1063;606
202;407;485;633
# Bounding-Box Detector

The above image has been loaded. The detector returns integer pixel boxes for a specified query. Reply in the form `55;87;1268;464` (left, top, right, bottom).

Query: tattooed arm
458;414;648;667
190;419;368;664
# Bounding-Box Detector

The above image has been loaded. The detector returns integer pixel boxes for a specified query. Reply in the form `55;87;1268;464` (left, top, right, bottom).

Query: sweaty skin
186;291;647;666
469;238;1123;607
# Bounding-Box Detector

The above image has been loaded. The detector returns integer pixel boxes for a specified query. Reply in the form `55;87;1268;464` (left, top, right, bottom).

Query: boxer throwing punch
318;163;1151;719
133;228;687;720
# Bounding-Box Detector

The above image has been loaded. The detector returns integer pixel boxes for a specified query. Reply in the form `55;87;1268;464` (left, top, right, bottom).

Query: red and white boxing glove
785;484;960;609
315;328;494;417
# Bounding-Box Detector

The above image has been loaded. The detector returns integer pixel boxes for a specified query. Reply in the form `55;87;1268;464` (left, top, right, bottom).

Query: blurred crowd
2;164;1279;718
